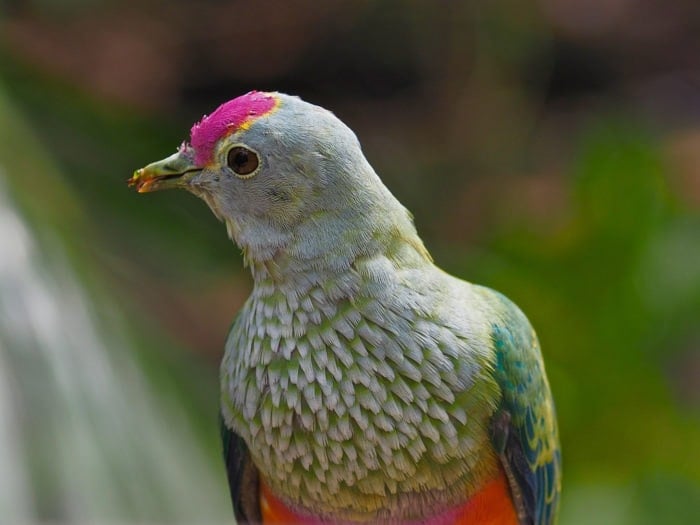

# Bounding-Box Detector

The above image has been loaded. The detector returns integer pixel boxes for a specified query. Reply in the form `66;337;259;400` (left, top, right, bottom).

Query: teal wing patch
488;292;561;525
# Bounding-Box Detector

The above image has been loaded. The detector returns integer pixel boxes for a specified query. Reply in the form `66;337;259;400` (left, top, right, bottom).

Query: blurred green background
1;1;699;524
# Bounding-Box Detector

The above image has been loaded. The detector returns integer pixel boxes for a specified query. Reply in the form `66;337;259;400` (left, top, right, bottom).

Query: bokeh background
1;1;699;524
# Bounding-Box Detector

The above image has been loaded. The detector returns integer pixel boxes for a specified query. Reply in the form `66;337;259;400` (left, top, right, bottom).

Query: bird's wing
486;291;562;525
220;417;261;523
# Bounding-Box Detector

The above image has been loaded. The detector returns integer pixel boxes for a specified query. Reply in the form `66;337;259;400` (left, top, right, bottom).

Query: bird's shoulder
475;286;562;525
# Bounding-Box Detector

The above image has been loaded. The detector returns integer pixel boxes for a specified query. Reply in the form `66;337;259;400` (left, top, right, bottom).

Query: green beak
128;150;202;193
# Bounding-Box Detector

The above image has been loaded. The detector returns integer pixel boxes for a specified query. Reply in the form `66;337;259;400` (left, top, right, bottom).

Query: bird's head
130;91;429;269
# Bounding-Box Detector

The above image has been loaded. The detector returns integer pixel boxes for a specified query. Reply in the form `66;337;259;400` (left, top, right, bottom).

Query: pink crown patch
189;91;279;166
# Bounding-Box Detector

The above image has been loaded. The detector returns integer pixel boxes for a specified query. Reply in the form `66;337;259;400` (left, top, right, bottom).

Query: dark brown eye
227;146;259;177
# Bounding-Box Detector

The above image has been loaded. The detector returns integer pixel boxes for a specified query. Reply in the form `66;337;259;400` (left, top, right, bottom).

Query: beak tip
128;169;165;193
128;168;148;191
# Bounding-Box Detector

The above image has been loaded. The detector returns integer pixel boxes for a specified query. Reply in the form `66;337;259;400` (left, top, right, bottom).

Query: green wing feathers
487;291;561;525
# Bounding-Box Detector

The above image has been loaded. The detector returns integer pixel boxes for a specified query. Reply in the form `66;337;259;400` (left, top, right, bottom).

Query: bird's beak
128;150;202;193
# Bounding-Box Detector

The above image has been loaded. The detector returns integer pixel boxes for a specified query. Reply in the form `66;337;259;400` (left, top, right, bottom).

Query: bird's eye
227;146;259;177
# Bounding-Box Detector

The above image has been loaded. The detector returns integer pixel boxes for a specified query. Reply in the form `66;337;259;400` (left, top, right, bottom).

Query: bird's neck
241;199;432;288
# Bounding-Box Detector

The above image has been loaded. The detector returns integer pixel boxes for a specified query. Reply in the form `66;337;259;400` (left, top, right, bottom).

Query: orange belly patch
260;481;305;524
452;471;519;525
260;471;519;525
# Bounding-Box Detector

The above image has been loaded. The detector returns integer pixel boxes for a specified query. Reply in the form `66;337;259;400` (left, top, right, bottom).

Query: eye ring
227;146;260;178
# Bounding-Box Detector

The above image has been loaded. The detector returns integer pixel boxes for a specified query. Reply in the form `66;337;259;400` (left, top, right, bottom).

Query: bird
129;91;561;524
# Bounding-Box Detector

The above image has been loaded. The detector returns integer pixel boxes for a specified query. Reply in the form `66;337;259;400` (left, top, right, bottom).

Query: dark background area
0;1;699;523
